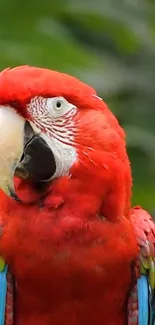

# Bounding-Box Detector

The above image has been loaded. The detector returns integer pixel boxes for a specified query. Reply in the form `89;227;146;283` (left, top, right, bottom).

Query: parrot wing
128;206;155;325
0;257;14;325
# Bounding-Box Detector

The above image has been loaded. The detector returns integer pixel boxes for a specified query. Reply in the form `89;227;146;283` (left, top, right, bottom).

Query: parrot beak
0;106;25;200
0;106;56;201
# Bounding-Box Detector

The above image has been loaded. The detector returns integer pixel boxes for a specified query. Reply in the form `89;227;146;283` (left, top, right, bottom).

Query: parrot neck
2;167;131;222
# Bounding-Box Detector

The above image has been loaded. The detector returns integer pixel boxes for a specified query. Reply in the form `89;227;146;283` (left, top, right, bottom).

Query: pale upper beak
0;106;56;201
0;106;25;199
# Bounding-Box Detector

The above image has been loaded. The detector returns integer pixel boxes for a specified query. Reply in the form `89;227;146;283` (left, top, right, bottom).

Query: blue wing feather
137;275;149;325
0;264;8;325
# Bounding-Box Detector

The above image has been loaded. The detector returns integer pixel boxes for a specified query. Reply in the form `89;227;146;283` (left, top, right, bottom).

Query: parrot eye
47;97;76;118
54;100;62;110
53;99;63;112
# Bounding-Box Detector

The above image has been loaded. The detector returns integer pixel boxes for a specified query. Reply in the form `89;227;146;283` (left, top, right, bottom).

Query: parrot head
0;66;132;220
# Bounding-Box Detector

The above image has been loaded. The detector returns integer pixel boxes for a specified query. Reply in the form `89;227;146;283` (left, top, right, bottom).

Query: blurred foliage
0;0;155;212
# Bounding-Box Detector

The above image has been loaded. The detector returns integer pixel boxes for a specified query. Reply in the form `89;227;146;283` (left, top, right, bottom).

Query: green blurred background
0;0;155;213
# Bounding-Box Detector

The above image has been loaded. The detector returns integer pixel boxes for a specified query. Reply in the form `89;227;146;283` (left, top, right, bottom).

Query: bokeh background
0;0;155;213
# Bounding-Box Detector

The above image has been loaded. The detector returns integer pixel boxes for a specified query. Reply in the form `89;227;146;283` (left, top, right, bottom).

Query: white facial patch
27;96;77;179
41;133;76;179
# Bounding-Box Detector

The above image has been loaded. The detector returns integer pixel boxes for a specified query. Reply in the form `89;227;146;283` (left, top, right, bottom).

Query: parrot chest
14;241;133;325
0;208;138;325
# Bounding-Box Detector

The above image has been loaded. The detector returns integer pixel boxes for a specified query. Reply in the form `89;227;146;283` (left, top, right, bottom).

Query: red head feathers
0;66;131;221
0;66;97;117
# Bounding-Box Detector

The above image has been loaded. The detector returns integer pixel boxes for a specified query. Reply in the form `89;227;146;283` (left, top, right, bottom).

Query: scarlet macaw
0;66;154;325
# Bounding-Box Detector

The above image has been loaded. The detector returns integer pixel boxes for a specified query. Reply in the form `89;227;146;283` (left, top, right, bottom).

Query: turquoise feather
137;276;149;325
137;275;155;325
0;264;8;325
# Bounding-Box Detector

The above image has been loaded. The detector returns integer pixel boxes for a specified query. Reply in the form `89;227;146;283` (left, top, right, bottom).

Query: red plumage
0;66;153;325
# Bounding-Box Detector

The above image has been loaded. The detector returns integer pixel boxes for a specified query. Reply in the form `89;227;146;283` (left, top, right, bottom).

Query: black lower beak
15;121;56;183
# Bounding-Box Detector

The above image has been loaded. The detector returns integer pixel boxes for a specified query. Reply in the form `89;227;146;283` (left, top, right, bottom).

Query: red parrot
0;66;154;325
